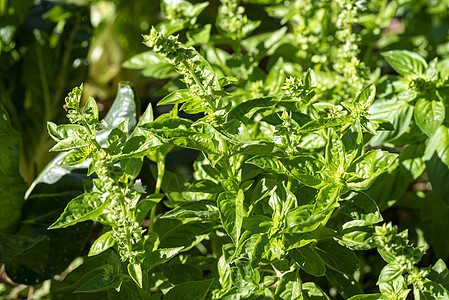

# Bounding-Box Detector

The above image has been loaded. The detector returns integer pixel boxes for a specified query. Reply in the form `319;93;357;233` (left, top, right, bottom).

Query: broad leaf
315;239;359;275
290;246;326;277
382;50;427;76
48;192;108;229
218;190;244;246
423;125;449;204
0;103;26;232
414;97;445;137
164;278;214;300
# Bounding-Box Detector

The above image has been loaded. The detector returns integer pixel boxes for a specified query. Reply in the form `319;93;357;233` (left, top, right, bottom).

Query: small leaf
143;247;184;272
274;270;302;300
127;263;143;288
158;89;194;106
354;83;376;109
83;97;99;121
265;57;285;94
88;231;116;257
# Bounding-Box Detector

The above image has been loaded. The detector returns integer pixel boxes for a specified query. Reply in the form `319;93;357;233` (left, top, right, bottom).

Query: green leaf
74;272;124;293
161;200;218;219
103;82;139;134
340;192;383;224
158;89;194;106
88;231;115;257
246;156;288;175
226;97;277;123
127;263;143;288
423;125;449;204
302;282;331;299
347;294;385;300
265;57;285;95
237;142;274;156
378;262;403;283
315;239;359;275
382;50;427;76
122;50;167;69
346;150;398;191
282;156;326;188
274;270;302;300
60;150;89;167
429;259;449;291
143;247;184;272
49;135;90;152
378;272;409;298
141;63;178;79
326;129;345;171
47;123;84;142
337;220;375;251
369;98;414;146
164;278;214;300
414;97;445;137
0;234;46;264
48;192;108;229
354;83;376;109
83;97;99;122
136;193;164;224
156;220;212;250
0;103;26;233
290;246;326;277
218;190;244;246
325;268;363;299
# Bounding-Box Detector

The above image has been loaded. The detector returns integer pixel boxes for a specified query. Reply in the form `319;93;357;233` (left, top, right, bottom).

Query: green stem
148;156;165;232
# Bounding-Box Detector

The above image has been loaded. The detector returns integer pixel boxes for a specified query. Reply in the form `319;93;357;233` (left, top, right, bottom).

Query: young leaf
127;263;143;288
158;89;194;106
88;231;116;257
143;247;184;272
354;83;376;109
